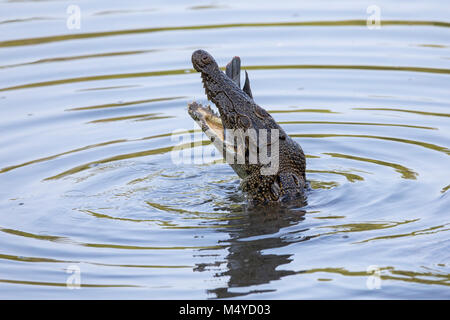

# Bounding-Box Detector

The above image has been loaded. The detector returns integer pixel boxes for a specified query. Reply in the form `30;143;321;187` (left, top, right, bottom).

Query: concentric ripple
0;0;449;299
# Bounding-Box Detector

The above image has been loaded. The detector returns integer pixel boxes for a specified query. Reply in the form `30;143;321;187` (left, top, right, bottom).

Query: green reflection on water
0;50;152;70
307;169;364;183
67;96;185;111
291;133;450;156
1;20;448;48
441;185;450;193
317;219;419;235
301;266;450;287
269;108;340;114
324;152;418;180
0;278;140;288
309;180;339;189
355;223;450;244
280;120;437;130
88;112;174;123
1;64;449;92
0;252;191;269
353;107;450;118
0;226;224;251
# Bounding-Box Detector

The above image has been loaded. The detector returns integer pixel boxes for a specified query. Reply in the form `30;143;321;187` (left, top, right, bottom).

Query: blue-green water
0;0;449;299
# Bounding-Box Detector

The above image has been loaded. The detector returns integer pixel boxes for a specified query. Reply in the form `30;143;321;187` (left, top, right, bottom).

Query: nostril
192;50;203;62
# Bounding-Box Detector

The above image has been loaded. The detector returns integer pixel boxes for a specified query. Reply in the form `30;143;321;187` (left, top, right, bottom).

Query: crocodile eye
201;55;211;64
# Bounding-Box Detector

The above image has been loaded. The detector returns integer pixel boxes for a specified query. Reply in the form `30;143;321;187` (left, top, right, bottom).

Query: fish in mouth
188;50;306;205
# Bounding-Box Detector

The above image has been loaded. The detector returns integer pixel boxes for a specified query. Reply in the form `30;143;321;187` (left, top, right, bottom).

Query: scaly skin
188;50;306;204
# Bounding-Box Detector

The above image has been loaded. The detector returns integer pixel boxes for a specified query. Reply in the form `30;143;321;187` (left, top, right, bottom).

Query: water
0;0;449;299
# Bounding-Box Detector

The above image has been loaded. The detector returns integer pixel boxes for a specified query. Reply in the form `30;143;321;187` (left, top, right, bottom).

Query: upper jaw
187;101;225;145
191;51;204;72
192;60;204;72
201;73;218;102
191;49;208;71
187;101;219;121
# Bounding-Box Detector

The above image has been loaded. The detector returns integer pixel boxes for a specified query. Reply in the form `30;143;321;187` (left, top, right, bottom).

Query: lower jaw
188;102;224;141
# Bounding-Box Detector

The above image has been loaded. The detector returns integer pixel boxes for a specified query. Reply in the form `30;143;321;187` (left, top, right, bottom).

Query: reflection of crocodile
202;208;307;298
188;50;306;204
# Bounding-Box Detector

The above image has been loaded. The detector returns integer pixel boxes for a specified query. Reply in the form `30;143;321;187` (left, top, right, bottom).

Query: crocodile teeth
206;105;219;117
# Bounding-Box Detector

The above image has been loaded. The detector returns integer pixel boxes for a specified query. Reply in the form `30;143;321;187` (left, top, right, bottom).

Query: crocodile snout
192;49;215;72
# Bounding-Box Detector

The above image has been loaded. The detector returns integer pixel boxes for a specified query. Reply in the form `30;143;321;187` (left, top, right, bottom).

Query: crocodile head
188;50;307;205
191;49;251;130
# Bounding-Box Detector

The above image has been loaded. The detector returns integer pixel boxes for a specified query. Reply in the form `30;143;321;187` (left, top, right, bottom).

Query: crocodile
188;49;306;204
